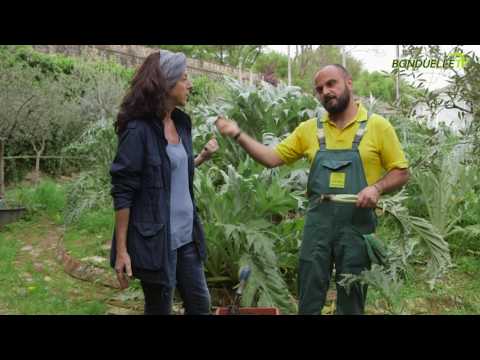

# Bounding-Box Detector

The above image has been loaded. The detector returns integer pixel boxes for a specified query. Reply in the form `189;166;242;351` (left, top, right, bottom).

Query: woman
110;50;218;315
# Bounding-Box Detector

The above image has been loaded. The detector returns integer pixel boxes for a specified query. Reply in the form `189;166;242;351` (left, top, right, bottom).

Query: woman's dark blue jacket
109;108;206;286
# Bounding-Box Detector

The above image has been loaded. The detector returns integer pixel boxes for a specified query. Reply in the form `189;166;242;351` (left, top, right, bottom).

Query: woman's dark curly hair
115;52;168;134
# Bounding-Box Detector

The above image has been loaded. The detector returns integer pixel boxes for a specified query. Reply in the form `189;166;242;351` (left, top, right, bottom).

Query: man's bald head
315;64;352;82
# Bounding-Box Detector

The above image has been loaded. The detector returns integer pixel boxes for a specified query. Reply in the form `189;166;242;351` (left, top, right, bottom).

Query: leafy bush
63;118;116;225
194;161;299;313
0;45;130;182
191;77;323;169
187;75;227;108
6;179;65;221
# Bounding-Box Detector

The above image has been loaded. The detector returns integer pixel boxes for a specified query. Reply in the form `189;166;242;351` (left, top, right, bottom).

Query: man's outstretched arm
215;117;284;168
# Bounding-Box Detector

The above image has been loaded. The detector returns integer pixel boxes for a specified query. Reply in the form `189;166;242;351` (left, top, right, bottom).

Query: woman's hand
203;137;219;159
115;251;132;289
195;137;219;167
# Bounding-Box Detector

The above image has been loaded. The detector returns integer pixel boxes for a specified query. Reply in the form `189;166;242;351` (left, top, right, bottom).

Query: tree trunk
396;45;400;103
298;45;314;77
33;140;46;185
34;150;42;185
0;139;5;198
300;59;309;77
287;45;292;86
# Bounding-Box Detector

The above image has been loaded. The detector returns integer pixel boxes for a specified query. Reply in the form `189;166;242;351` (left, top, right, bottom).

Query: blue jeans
141;242;211;315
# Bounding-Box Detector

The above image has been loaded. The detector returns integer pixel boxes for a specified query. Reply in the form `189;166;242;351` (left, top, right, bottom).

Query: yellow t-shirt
274;102;409;186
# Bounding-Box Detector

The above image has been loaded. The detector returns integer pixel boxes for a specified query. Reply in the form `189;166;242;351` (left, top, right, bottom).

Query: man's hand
214;115;284;168
215;116;240;138
356;185;381;208
115;251;132;289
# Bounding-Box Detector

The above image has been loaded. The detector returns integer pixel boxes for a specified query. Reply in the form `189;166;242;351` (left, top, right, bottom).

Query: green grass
6;178;114;265
364;212;480;314
0;224;23;314
364;257;480;315
0;219;115;315
63;207;114;263
5;179;66;224
449;232;480;257
3;179;480;315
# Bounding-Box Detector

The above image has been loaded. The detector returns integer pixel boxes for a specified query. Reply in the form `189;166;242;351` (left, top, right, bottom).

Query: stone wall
31;45;262;82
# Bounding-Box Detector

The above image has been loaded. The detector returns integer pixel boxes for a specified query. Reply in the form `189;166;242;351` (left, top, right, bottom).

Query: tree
0;62;39;196
16;59;128;184
252;51;289;80
291;45;363;93
0;45;135;189
68;59;128;123
234;45;265;79
149;45;211;60
400;45;480;152
151;45;266;69
354;71;396;102
296;45;315;78
16;73;83;184
442;48;479;139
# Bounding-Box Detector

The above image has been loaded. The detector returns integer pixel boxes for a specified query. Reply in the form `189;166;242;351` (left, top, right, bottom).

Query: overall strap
316;117;326;150
352;112;369;150
318;113;370;150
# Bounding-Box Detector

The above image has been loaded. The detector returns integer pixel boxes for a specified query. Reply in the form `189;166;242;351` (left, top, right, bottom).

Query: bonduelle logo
392;52;468;70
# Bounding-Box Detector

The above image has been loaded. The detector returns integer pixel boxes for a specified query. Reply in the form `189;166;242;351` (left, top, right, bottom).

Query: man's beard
322;88;351;114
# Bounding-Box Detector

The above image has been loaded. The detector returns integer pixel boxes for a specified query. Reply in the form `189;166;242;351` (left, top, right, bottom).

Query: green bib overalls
298;115;376;315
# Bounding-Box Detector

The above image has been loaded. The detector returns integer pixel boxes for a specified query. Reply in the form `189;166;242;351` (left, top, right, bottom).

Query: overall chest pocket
145;156;164;188
320;160;352;189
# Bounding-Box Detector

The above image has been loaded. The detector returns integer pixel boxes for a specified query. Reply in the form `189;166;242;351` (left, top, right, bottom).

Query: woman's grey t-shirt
166;140;194;251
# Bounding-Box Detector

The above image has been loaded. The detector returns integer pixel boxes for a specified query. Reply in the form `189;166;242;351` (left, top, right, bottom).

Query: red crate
215;307;280;315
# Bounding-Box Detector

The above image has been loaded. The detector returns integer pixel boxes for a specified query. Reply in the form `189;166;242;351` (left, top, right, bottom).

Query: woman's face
169;71;192;107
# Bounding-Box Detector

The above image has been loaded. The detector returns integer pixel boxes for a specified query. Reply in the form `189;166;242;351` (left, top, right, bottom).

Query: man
215;64;409;315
